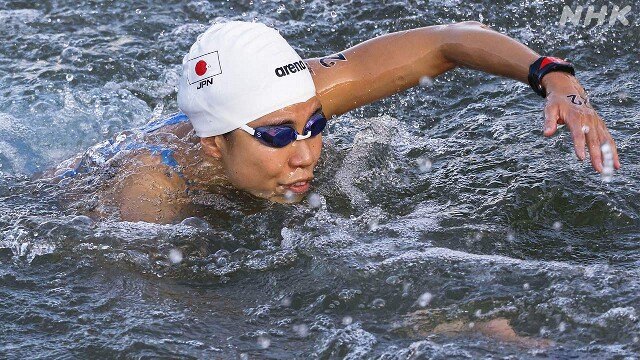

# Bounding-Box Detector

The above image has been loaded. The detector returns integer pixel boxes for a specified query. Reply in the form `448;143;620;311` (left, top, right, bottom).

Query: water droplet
342;316;353;325
558;322;566;332
523;283;530;290
284;190;295;201
417;292;433;307
385;276;400;285
506;230;515;242
419;76;434;87
367;219;379;231
330;11;337;18
634;336;639;343
307;192;322;208
416;156;432;172
135;8;142;14
293;324;309;337
601;142;614;182
87;64;93;71
257;335;271;349
169;249;183;264
66;74;74;82
371;298;386;308
582;125;590;134
552;221;562;231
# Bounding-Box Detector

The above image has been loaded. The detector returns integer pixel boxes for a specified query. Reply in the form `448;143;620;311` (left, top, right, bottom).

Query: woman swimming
49;20;620;223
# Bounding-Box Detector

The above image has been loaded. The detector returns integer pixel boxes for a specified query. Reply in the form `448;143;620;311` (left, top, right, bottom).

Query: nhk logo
559;4;632;26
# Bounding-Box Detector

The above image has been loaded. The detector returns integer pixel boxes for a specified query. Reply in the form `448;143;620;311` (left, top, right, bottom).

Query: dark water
1;0;639;358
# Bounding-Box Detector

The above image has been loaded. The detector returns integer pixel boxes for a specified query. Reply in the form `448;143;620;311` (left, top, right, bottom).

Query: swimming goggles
239;111;327;148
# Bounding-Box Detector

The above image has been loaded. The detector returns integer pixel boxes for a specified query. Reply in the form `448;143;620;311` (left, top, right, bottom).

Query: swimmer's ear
200;136;225;159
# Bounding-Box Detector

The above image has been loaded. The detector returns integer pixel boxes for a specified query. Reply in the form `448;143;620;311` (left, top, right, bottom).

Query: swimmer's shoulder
112;159;189;223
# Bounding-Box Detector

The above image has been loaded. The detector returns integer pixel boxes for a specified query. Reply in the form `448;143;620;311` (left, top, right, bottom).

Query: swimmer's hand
541;72;621;173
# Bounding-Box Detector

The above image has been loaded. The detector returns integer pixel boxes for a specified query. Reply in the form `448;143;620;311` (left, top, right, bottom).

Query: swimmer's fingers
589;115;621;171
543;102;559;136
558;100;621;173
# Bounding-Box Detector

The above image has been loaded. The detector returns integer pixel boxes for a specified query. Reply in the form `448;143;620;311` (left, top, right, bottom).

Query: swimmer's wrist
527;56;576;98
539;72;583;97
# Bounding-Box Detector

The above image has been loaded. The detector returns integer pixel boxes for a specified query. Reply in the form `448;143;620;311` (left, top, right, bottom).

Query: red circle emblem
195;60;207;76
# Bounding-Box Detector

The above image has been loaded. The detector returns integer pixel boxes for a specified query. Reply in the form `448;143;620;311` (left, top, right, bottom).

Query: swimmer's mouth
282;178;313;194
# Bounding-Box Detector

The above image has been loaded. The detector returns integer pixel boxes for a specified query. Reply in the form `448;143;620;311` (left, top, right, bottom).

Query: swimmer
50;21;620;223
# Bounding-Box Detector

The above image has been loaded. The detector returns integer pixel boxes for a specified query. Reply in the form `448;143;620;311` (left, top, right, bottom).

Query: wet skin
199;97;324;203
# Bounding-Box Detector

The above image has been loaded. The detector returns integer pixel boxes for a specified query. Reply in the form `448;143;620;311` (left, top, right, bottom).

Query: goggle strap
239;124;256;136
296;131;311;140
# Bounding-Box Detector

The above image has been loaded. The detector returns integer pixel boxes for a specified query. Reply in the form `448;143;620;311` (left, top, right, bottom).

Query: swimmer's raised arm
306;21;620;173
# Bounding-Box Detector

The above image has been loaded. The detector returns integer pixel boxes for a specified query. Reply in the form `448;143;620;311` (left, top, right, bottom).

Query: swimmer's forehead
252;105;323;127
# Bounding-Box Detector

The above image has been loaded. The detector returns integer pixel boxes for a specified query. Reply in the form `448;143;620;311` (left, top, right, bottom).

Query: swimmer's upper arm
307;21;538;118
112;159;189;224
306;25;455;118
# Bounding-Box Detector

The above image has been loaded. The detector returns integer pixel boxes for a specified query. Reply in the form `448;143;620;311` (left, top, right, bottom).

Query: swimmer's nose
288;137;316;169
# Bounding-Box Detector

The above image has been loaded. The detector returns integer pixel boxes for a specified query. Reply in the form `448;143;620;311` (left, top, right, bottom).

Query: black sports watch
528;56;576;98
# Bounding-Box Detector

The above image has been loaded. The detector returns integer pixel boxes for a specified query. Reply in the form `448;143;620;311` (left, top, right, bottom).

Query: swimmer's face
201;97;323;203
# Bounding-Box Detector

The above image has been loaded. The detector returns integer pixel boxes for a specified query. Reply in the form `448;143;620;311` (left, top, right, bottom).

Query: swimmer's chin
249;189;307;204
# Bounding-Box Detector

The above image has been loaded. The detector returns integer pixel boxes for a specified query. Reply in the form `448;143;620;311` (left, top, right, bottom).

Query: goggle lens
251;112;327;148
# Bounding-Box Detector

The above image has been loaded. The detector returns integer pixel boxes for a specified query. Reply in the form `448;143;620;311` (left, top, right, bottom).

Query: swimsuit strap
58;113;190;180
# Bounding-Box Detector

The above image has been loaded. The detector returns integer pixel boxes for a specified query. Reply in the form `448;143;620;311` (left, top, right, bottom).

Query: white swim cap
177;21;317;137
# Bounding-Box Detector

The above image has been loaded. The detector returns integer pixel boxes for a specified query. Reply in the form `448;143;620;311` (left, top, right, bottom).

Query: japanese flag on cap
186;51;222;85
177;21;317;137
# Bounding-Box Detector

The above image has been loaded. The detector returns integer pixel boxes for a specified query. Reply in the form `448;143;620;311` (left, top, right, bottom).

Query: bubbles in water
634;336;639;343
330;11;338;18
416;156;432;172
180;217;210;230
276;4;285;13
257;335;271;349
552;221;562;231
169;249;183;264
307;192;322;208
135;8;142;14
474;309;482;317
69;215;94;228
419;76;434;87
539;327;550;337
293;324;309;337
61;47;82;62
66;74;74;82
371;298;386;308
523;283;530;290
468;322;475;329
342;316;353;325
601;142;614;182
87;64;93;71
417;292;433;307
